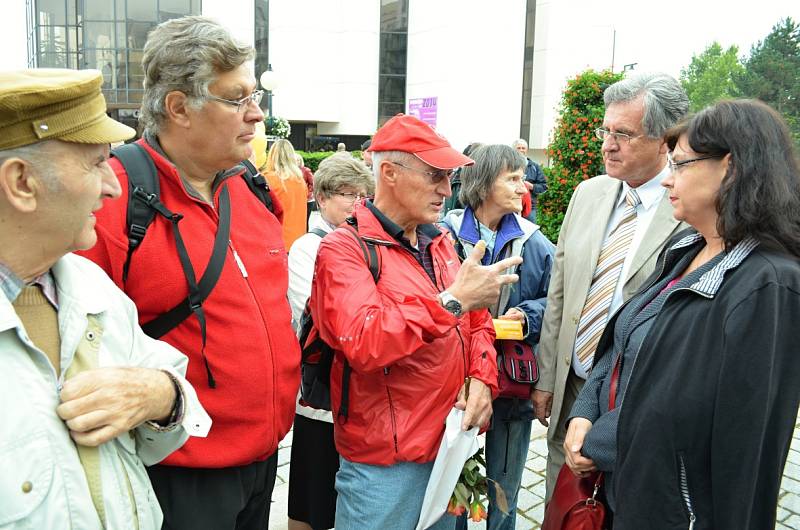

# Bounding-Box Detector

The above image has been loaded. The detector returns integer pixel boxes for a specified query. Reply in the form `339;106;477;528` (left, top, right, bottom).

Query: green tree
537;69;624;242
735;17;800;144
680;42;744;112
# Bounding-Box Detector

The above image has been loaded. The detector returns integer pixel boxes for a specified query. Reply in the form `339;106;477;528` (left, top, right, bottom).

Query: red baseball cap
368;114;474;169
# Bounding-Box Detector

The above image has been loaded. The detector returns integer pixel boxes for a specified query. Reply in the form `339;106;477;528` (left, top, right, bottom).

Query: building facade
10;0;626;160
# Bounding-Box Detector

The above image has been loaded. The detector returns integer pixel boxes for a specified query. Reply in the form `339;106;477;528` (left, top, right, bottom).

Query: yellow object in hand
493;319;523;340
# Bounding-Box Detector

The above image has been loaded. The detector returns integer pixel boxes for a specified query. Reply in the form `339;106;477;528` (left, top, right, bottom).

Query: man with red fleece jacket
309;114;523;530
77;16;299;530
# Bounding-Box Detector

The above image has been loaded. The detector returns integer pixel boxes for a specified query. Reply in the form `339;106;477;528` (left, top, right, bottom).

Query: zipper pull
229;241;248;278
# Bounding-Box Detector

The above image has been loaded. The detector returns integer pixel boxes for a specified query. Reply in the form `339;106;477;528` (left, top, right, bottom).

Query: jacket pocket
677;452;697;530
0;432;54;526
385;371;399;454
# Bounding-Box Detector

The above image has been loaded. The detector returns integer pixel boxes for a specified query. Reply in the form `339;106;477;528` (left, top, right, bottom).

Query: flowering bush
266;116;291;139
537;69;624;241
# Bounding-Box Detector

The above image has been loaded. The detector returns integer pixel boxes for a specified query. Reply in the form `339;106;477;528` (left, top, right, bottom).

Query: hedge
537;69;624;241
295;150;365;172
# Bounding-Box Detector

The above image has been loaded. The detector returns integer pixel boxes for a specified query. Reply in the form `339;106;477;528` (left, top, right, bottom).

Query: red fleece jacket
78;140;300;468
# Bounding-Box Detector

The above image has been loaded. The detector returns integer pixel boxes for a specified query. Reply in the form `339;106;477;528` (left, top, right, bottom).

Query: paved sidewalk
269;413;800;529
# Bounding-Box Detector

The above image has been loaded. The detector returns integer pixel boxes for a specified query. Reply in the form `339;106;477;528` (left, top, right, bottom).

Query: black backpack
297;217;381;421
112;143;276;388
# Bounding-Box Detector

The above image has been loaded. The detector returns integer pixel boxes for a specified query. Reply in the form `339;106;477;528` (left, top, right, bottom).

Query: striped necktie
574;188;642;373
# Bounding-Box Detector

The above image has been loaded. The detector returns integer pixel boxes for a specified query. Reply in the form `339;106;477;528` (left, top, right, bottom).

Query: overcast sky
603;0;799;77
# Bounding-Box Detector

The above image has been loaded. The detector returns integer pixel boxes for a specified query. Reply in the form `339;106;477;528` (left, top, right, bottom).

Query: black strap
334;217;381;421
114;143;160;283
310;227;327;239
240;159;274;214
141;187;233;388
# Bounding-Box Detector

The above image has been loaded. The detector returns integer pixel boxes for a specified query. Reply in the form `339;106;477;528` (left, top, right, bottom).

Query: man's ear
379;160;399;188
658;138;669;155
0;158;40;213
164;90;194;129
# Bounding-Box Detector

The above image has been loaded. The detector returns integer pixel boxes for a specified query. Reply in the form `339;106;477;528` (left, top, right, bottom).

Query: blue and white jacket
440;208;555;420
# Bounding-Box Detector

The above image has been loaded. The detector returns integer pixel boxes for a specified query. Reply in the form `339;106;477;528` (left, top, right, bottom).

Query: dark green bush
295;151;366;172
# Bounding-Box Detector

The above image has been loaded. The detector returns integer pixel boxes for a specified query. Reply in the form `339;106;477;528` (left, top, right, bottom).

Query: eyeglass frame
334;191;366;203
667;153;723;172
594;127;646;145
389;161;454;184
205;89;264;112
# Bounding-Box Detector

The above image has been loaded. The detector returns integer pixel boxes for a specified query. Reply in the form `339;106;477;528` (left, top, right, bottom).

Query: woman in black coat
563;99;800;529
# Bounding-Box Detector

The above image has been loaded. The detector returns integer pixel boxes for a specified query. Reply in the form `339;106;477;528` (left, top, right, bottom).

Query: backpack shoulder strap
342;217;380;283
240;159;274;214
310;227;327;239
113;143;161;283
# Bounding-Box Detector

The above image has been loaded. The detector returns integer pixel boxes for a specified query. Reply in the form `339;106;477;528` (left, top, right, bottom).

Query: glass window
36;0;66;26
379;33;407;75
115;52;128;89
84;21;115;48
379;75;405;103
380;0;407;32
39;52;68;68
159;0;191;19
128;0;157;22
127;21;155;48
84;0;113;20
38;25;68;55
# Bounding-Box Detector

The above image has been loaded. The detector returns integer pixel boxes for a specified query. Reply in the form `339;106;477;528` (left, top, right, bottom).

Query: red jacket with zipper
77;139;300;468
309;204;498;466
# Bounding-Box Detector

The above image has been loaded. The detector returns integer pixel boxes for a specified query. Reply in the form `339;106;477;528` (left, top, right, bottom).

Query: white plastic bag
415;408;481;530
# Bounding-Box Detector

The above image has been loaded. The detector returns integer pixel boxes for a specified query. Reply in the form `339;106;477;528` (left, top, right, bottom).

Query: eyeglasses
594;128;645;145
667;153;722;172
335;192;365;203
206;90;264;112
390;161;454;184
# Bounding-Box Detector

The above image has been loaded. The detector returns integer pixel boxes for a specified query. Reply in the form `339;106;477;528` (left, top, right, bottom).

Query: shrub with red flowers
537;69;624;241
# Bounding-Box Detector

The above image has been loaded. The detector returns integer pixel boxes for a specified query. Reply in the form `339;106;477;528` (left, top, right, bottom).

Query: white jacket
0;253;210;530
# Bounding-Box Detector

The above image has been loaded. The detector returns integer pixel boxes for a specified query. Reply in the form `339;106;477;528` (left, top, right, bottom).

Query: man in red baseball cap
308;114;523;529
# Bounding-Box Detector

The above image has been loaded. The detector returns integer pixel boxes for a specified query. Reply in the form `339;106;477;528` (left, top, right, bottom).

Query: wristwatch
439;290;463;317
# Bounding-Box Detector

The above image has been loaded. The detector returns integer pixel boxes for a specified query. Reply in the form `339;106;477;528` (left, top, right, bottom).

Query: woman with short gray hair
441;144;555;530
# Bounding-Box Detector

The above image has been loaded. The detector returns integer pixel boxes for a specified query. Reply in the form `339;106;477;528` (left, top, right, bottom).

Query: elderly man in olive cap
0;68;210;530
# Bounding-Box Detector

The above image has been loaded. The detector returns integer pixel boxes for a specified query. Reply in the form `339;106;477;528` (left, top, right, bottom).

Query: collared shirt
604;164;670;315
0;261;58;308
365;200;439;284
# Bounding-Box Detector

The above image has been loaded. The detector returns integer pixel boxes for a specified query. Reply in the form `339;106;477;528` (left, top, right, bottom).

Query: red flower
447;496;466;516
470;501;488;522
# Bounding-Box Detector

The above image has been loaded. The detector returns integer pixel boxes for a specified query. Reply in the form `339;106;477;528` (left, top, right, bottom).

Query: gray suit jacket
537;174;685;435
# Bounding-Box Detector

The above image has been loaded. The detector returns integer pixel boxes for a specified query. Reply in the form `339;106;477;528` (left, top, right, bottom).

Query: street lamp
259;64;279;134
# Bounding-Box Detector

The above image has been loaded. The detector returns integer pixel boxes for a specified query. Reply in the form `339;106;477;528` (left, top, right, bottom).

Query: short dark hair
459;144;526;210
666;99;800;257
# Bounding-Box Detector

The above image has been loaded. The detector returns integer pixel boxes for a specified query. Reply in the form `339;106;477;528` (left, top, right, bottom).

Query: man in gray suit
533;72;689;501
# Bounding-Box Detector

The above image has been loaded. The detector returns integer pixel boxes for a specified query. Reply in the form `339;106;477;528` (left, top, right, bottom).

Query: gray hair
603;72;689;139
371;150;418;180
0;141;61;191
139;16;254;135
459;144;526;210
511;138;528;150
313;155;375;201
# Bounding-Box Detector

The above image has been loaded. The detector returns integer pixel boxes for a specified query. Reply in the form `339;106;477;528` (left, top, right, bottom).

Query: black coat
608;231;800;530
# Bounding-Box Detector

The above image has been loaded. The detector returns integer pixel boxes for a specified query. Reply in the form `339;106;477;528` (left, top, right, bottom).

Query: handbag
541;354;622;530
496;339;539;399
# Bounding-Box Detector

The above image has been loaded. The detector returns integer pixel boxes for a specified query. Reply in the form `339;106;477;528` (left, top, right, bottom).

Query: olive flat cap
0;68;135;150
